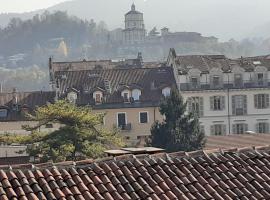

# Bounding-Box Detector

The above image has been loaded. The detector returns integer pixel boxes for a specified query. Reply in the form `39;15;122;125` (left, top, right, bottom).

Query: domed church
123;3;146;45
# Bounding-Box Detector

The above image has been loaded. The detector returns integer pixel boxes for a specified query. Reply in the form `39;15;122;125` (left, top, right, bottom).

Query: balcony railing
180;80;270;91
119;123;132;131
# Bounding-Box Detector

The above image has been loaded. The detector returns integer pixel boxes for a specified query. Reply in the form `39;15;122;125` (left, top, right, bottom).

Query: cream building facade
167;48;270;136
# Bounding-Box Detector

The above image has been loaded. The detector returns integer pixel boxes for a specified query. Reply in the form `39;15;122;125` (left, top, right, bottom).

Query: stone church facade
123;3;146;45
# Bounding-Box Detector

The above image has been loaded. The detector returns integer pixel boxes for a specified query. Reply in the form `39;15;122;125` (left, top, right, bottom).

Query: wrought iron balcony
119;123;132;131
180;80;270;91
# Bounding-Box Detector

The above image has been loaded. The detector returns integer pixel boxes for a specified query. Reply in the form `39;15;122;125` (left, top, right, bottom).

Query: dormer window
121;90;131;102
93;91;103;104
0;109;8;118
67;92;77;104
132;89;141;101
162;87;171;97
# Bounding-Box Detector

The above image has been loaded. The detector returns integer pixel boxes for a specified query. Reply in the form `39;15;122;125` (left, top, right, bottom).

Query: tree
0;101;124;162
150;88;205;152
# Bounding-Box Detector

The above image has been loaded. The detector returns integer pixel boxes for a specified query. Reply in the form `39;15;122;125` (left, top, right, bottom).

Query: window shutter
244;124;248;132
210;97;214;110
243;95;247;114
199;97;204;117
232;124;236;134
266;94;270;108
210;125;215;135
266;123;270;133
232;96;236;115
221;96;225;110
254;95;258;109
222;125;226;135
256;123;260;133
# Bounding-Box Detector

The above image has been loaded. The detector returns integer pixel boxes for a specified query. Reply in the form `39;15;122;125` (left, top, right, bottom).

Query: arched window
132;89;141;101
162;87;171;97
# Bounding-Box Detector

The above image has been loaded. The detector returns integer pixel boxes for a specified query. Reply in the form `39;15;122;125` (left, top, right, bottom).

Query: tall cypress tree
150;88;205;152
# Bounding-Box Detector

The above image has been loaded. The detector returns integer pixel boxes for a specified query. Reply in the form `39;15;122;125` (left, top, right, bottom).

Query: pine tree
150;88;205;152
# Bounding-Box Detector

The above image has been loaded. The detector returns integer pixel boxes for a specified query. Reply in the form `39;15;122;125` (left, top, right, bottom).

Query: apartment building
167;48;270;136
51;66;176;145
0;90;58;134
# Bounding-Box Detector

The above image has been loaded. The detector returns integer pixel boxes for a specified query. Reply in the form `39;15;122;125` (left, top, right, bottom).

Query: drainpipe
227;73;231;135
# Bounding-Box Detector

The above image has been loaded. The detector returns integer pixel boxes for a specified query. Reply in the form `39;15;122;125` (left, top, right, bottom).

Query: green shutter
232;96;236;115
232;124;236;134
210;125;215;135
256;123;259;133
199;97;204;117
266;94;270;108
210;96;214;110
222;125;226;135
254;94;258;109
221;96;225;110
244;124;248;132
266;123;270;133
243;95;247;114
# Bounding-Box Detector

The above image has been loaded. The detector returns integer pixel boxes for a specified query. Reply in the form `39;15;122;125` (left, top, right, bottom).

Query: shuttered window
256;122;270;133
254;94;269;109
187;97;204;117
210;124;226;135
232;123;248;134
232;95;247;115
210;96;225;111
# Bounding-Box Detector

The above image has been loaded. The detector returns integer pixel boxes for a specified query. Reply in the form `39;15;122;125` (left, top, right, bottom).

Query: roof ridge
2;146;270;171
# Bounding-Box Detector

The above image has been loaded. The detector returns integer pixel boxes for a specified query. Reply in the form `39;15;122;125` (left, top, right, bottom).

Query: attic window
93;91;103;104
162;87;171;97
0;109;8;118
132;89;141;101
67;92;77;104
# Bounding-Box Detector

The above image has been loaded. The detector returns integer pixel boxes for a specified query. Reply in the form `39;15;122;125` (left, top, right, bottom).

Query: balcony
180;80;270;91
119;123;132;131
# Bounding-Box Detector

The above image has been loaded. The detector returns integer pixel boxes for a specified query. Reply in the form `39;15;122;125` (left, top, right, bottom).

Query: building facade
0;90;58;134
167;48;270;136
52;66;175;145
123;3;146;45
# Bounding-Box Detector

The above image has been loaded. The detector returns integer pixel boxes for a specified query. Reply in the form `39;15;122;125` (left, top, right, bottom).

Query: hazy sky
0;0;66;13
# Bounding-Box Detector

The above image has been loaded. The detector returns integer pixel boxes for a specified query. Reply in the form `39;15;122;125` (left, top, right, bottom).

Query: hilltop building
168;48;270;136
123;3;146;45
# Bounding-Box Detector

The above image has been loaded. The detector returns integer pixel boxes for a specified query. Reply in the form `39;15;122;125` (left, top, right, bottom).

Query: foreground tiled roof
206;134;270;150
2;147;270;199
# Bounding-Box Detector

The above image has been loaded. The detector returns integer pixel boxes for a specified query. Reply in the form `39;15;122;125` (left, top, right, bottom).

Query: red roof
1;146;270;199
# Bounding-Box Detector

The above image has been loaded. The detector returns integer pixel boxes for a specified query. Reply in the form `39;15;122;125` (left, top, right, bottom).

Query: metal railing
119;123;132;131
180;80;270;91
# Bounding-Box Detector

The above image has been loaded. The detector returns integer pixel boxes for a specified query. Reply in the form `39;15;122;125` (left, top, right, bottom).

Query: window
139;112;148;123
212;76;221;88
257;73;264;85
0;109;8;118
95;93;102;103
256;122;269;133
232;95;247;115
234;74;243;87
187;97;204;117
254;94;269;109
162;87;171;97
211;124;226;135
210;96;225;111
67;92;77;103
191;77;199;88
117;113;127;129
132;89;141;101
233;123;248;134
